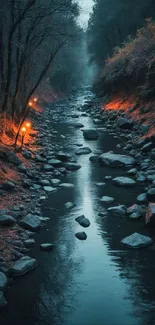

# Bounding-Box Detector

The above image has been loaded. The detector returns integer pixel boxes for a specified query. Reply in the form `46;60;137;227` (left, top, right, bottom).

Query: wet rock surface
10;256;37;276
121;233;153;248
100;152;135;167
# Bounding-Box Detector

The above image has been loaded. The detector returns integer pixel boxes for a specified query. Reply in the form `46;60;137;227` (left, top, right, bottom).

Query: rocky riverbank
1;89;155;309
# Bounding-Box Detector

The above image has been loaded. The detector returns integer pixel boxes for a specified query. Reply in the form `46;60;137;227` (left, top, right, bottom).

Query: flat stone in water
137;193;148;204
75;147;92;155
113;177;136;187
127;168;138;175
108;205;127;216
19;214;41;231
43;164;54;172
100;152;135;167
75;232;87;240
89;155;100;162
0;291;7;308
51;179;61;186
121;232;153;248
44;186;57;193
60;183;74;188
65;162;81;171
83;129;99;140
0;215;16;226
75;215;90;228
48;159;62;167
10;256;37;276
96;182;106;187
40;243;54;251
65;202;75;209
0;272;7;291
24;239;35;248
100;196;114;203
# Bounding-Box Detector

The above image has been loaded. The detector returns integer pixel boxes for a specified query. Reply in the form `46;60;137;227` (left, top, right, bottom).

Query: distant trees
87;0;155;69
0;0;83;143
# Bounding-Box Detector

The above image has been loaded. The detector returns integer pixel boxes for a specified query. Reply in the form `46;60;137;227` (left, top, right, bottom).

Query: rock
100;152;135;168
96;182;106;187
75;232;87;240
75;215;90;228
18;165;27;174
24;239;35;248
100;196;114;203
83;128;99;140
147;188;155;202
40;243;54;251
50;179;61;186
127;168;138;175
127;204;144;219
48;159;62;167
0;272;7;291
93;118;102;125
117;118;134;130
65;202;75;209
43;164;54;172
0;215;16;226
145;203;155;226
22;179;32;188
55;152;71;162
89;155;100;162
108;205;127;216
23;150;32;159
43;186;57;193
137;175;146;183
65;162;81;171
10;256;37;276
75;147;92;155
60;183;74;188
0;291;7;308
0;148;21;165
2;181;15;190
121;232;153;248
40;180;50;186
137;193;148;204
112;177;136;187
39;196;46;202
71;122;84;128
35;155;45;163
142;142;152;153
19;214;41;231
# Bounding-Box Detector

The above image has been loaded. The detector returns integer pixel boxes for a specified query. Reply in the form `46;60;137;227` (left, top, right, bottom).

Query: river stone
0;291;7;308
100;196;114;203
121;233;153;248
127;204;144;219
60;183;74;188
75;147;92;155
71;122;84;128
19;214;41;231
43;164;54;172
48;159;62;167
108;205;127;216
0;215;16;226
89;155;100;162
35;154;45;162
50;179;61;186
75;215;90;228
100;152;135;168
145;203;155;226
55;152;71;162
117;118;134;130
10;256;37;276
137;193;148;204
147;188;155;202
75;232;87;240
83;129;99;140
24;239;35;248
40;243;54;251
65;202;75;209
113;177;136;187
65;162;81;171
40;180;50;186
127;168;138;175
96;182;106;186
43;186;57;193
0;272;7;291
2;181;15;190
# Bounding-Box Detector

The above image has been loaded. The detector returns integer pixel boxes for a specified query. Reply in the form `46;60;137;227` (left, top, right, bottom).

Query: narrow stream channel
1;89;155;325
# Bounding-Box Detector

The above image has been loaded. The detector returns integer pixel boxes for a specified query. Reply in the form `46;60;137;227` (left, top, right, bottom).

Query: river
1;89;155;325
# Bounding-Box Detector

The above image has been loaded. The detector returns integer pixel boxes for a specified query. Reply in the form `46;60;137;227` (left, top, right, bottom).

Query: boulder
137;193;148;204
75;232;87;240
117;118;134;130
65;202;75;209
127;168;138;175
121;232;153;248
83;128;99;140
50;179;61;186
0;291;7;308
43;186;57;193
145;203;155;226
147;188;155;202
40;243;54;251
100;152;135;168
75;215;90;228
0;272;7;291
55;152;71;162
23;150;32;159
108;205;127;216
65;162;81;171
24;239;35;248
89;155;100;162
0;215;16;226
127;204;144;219
10;256;37;276
48;159;62;167
100;196;114;203
112;177;136;187
40;180;50;186
43;164;54;172
19;214;41;231
75;147;92;155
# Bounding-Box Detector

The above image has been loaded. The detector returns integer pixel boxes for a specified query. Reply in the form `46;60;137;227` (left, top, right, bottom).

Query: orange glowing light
29;101;33;107
34;97;38;102
21;127;26;134
25;122;31;128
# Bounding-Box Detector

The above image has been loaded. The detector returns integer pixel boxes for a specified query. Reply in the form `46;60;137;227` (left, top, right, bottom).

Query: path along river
1;89;155;325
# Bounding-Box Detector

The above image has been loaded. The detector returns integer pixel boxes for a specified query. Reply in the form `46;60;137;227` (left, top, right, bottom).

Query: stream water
1;89;155;325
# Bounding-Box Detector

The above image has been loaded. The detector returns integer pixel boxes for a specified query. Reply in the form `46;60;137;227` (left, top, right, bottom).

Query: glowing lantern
34;97;38;102
21;127;26;135
29;101;33;107
26;122;31;128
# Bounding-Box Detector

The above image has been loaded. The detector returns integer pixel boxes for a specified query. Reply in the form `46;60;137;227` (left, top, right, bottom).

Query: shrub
95;18;155;99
